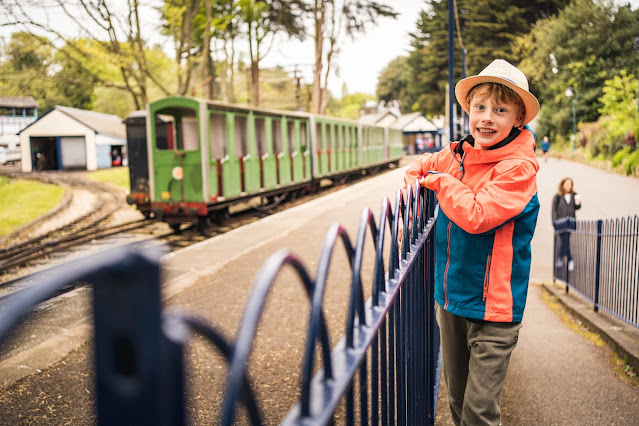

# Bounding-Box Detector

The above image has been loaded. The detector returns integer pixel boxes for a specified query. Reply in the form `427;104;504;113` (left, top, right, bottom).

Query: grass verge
0;176;65;236
540;286;639;388
88;167;130;191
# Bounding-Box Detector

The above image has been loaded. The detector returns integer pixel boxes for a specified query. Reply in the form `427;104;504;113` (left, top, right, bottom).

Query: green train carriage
145;96;403;231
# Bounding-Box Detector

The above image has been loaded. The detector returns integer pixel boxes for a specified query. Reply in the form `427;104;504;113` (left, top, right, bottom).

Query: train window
155;121;171;150
209;113;226;158
154;107;198;151
255;117;266;155
181;116;198;151
300;122;308;151
272;118;282;153
344;125;351;149
287;121;296;152
234;115;247;157
313;122;321;151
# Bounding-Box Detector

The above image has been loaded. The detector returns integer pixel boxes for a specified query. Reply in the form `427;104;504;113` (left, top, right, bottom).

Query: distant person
35;152;46;171
552;177;582;271
541;135;550;162
401;59;540;425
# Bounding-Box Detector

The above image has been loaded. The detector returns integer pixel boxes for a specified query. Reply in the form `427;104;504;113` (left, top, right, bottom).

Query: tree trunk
203;0;215;99
311;0;326;114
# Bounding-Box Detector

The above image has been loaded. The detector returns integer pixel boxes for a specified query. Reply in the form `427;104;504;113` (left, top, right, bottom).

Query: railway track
0;165;401;302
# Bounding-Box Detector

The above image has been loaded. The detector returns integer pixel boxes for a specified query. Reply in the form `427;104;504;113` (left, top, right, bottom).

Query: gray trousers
436;303;521;426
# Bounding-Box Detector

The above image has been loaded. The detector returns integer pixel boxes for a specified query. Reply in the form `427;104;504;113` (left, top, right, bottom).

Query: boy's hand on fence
419;172;439;190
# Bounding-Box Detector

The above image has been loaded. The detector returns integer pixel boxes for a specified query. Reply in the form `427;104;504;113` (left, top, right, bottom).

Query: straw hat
455;59;540;125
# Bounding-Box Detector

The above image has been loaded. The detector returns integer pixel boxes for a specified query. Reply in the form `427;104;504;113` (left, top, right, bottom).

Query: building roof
0;96;38;108
359;110;399;125
18;105;126;140
393;113;440;132
55;106;126;140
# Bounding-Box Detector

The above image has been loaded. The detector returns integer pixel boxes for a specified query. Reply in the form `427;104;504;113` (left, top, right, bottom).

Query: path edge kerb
541;283;639;374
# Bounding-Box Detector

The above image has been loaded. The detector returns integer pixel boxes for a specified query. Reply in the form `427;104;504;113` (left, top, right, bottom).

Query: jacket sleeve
574;193;582;210
426;159;538;234
551;195;559;222
404;151;441;187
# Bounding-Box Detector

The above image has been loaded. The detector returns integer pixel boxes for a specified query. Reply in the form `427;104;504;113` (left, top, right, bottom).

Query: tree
0;0;171;110
515;0;639;139
307;0;397;115
237;0;305;106
376;56;413;112
406;0;569;117
0;32;63;113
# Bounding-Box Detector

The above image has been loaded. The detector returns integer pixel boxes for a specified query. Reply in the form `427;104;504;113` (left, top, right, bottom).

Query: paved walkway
1;155;639;424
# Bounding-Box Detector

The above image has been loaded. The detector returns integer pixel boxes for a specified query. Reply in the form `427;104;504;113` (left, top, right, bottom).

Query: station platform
2;156;639;424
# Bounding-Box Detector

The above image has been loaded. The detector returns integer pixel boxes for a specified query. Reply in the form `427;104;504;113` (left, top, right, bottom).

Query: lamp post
565;87;576;151
634;37;639;113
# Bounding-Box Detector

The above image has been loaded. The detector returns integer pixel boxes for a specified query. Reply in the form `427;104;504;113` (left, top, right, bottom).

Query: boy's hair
466;82;525;119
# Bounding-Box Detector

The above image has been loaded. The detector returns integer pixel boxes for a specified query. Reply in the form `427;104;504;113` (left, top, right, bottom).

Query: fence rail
554;215;639;328
0;182;441;425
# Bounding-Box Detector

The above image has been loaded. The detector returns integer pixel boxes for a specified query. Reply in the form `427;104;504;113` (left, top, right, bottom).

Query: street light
565;87;576;151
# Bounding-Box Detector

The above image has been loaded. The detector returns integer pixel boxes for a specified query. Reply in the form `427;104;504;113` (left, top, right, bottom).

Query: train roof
150;96;380;127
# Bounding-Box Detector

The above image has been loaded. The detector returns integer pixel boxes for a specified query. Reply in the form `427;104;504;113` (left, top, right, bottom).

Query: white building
19;106;126;172
0;96;38;151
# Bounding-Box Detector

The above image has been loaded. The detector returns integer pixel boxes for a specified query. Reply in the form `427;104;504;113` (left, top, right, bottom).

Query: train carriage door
301;120;311;179
288;120;303;182
219;113;244;198
208;112;226;199
277;117;291;185
257;116;277;190
244;112;261;193
149;97;202;203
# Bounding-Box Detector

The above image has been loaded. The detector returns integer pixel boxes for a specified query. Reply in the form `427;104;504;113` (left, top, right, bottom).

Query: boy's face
469;91;522;150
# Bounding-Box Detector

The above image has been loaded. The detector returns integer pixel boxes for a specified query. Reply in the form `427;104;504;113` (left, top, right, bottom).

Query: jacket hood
455;127;539;172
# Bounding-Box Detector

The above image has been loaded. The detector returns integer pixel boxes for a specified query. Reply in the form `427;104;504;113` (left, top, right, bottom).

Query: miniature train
125;96;404;231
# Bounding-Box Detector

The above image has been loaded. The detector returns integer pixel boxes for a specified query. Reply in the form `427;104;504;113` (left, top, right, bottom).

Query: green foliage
0;32;176;117
326;92;375;119
516;0;639;143
611;146;632;168
625;148;639;175
598;70;639;141
377;56;414;111
406;0;569;116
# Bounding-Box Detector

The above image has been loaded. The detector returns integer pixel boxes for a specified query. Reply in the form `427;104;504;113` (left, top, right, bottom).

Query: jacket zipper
483;254;492;301
443;222;452;308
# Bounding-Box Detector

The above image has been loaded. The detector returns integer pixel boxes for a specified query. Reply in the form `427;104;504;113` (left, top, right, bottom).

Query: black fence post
594;219;603;313
93;254;185;426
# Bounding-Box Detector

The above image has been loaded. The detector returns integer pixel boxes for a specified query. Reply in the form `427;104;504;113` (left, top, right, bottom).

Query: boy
404;59;540;425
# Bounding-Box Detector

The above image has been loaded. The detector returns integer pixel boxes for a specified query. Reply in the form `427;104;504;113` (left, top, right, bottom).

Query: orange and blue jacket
404;128;540;322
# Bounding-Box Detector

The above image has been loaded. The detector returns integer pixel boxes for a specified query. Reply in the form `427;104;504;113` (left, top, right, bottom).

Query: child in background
402;59;540;425
541;135;550;162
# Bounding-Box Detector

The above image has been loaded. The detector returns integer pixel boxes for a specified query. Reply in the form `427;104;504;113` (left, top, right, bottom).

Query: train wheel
170;223;182;233
143;211;152;219
197;216;210;236
210;208;229;225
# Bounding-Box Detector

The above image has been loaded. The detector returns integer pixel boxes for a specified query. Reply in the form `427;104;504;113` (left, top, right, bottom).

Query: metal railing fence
0;182;440;425
553;215;639;328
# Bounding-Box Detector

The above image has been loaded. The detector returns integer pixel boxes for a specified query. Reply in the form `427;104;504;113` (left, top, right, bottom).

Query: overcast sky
3;0;638;98
260;0;639;97
260;1;425;97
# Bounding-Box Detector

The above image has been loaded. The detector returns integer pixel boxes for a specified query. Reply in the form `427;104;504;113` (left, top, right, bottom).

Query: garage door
60;136;87;169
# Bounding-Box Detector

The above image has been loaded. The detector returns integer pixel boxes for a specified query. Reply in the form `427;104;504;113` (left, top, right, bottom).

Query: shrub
624;149;639;176
611;146;631;168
